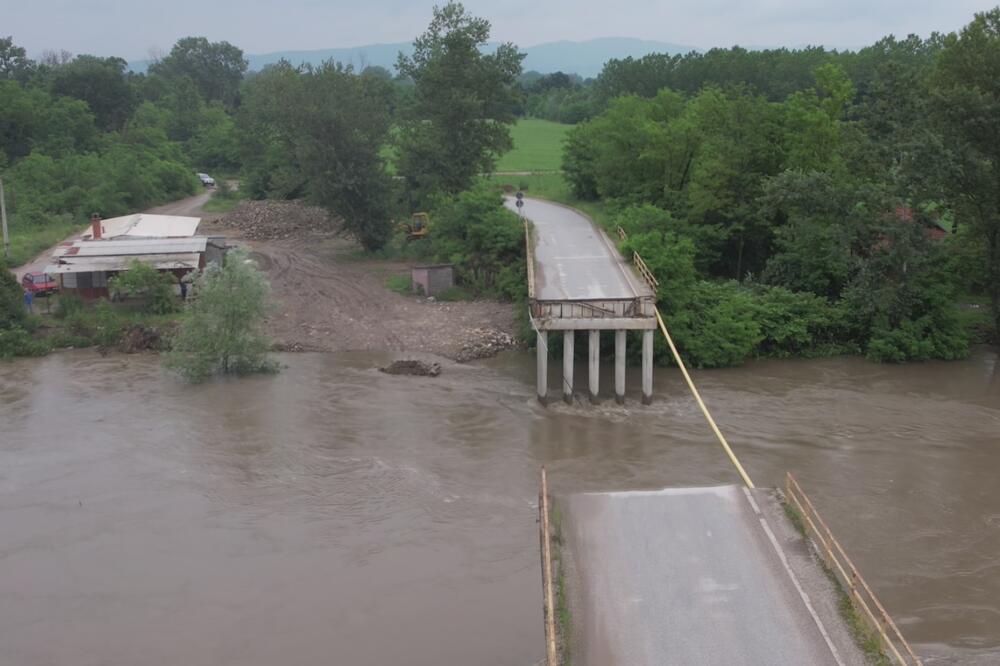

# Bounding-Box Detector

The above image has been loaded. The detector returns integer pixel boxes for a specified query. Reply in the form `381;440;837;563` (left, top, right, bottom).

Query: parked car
197;172;216;187
21;272;58;297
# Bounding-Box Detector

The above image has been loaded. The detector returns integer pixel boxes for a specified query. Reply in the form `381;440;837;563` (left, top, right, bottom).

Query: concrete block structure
411;264;454;297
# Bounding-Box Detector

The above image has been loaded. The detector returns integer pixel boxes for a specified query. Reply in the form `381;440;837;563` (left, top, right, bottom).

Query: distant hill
129;37;697;78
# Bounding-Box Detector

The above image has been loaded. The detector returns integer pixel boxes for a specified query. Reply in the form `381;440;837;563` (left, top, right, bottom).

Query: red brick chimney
90;213;102;240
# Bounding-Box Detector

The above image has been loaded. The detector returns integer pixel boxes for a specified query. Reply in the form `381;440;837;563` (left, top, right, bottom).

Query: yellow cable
654;307;756;489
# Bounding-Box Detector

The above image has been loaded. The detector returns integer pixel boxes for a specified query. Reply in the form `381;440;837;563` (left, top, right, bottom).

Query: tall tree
295;62;395;251
49;55;136;130
149;37;247;107
932;8;1000;340
0;37;32;83
396;2;524;199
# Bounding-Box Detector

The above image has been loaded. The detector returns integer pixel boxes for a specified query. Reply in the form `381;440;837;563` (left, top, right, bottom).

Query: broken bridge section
507;196;656;405
552;485;870;666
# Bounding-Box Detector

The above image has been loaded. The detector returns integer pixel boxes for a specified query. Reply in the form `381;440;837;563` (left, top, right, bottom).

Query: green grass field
495;119;572;173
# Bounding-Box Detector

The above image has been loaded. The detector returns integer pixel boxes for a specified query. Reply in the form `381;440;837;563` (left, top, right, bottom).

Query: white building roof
59;238;208;257
84;214;200;240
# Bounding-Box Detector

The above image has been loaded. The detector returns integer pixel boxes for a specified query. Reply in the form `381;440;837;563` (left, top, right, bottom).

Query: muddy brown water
1;348;997;665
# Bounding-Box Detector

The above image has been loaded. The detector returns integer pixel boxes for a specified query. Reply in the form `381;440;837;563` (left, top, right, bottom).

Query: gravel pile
456;328;519;362
221;200;339;240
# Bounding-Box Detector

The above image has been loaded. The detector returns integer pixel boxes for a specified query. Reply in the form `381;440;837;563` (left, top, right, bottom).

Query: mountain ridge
128;36;698;78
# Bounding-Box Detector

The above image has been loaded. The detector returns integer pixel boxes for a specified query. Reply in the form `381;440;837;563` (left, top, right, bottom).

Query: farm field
494;118;572;172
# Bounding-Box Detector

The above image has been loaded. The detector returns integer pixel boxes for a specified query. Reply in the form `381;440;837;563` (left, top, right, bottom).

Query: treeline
0;36;245;263
560;10;1000;365
514;36;944;124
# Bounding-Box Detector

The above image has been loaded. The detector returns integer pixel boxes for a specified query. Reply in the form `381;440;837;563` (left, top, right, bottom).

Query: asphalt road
560;485;863;666
504;196;652;301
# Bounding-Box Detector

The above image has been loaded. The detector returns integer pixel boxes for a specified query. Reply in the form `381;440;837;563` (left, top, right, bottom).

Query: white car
197;172;216;187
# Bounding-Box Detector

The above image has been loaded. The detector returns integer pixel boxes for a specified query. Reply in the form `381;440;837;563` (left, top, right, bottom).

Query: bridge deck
557;485;867;666
505;197;653;302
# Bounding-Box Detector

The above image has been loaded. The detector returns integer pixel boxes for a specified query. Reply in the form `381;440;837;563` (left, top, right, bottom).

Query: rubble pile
221;200;339;240
456;328;519;362
380;359;442;377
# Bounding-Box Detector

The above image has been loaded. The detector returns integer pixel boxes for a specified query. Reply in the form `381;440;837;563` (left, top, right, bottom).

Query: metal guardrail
785;472;923;666
615;226;659;292
524;218;536;300
633;252;659;291
539;468;558;666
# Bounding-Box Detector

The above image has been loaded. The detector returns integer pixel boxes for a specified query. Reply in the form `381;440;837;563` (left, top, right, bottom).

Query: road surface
559;485;869;666
10;190;213;281
504;196;652;301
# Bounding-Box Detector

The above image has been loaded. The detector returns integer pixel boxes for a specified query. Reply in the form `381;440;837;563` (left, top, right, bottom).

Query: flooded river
1;348;997;665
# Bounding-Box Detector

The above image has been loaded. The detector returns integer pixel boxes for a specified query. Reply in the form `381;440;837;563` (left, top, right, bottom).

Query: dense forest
2;4;998;367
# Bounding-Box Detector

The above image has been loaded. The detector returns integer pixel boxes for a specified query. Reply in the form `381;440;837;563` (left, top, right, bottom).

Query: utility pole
0;178;9;261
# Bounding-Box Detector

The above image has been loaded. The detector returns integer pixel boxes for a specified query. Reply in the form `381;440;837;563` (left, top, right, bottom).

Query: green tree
932;8;1000;340
49;55;136;130
396;2;524;199
297;62;395;251
0;37;32;83
166;250;276;381
149;37;247;107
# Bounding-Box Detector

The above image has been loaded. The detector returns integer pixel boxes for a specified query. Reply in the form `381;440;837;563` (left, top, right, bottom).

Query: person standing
23;289;33;314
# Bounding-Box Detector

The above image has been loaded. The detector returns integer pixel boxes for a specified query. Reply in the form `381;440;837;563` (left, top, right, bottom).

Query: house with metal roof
46;213;226;299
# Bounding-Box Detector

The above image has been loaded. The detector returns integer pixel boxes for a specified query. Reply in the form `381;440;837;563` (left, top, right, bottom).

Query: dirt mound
380;359;442;377
221;200;340;240
455;328;519;362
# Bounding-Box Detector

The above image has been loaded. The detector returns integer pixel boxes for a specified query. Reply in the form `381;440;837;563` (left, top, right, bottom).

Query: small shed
412;264;454;297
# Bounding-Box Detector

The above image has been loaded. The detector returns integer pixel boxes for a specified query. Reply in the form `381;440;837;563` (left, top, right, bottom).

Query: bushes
426;184;526;301
108;261;179;314
165;250;277;381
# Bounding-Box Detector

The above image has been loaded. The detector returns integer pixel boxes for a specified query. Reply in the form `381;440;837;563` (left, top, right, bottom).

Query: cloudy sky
6;0;993;61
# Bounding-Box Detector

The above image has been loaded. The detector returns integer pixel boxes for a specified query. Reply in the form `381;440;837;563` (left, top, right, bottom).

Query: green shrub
0;267;27;330
427;183;526;301
0;327;49;358
165;249;277;381
108;260;179;314
54;293;86;319
749;285;847;357
667;281;763;368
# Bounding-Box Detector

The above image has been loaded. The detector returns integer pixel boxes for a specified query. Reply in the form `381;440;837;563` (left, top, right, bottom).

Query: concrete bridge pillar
536;330;548;405
588;330;600;403
615;330;626;404
563;330;575;404
642;329;653;405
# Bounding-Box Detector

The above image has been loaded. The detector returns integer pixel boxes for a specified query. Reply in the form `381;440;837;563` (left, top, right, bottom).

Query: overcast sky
6;0;994;61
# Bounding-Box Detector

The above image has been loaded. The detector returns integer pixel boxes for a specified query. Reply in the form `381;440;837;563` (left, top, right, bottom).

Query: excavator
397;212;430;241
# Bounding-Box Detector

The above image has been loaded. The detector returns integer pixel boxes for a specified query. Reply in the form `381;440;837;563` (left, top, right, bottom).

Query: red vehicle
21;272;58;297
